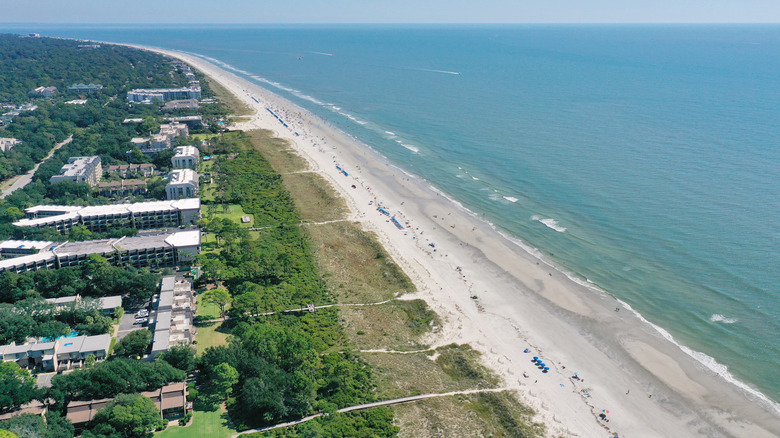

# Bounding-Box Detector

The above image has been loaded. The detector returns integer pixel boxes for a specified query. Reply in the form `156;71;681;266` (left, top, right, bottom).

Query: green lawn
194;321;229;356
203;204;254;228
191;133;220;141
156;403;234;438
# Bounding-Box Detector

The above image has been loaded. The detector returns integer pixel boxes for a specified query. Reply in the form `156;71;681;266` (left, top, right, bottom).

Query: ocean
3;24;778;405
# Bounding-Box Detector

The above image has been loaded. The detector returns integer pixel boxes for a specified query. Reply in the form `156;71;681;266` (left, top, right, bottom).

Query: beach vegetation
245;130;308;174
280;172;348;223
339;300;437;351
304;222;414;303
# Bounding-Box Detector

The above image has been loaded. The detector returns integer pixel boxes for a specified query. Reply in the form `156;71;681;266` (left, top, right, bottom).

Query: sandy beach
137;45;780;437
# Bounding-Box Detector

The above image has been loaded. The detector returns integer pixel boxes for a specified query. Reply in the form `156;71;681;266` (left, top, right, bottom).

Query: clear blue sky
0;0;778;23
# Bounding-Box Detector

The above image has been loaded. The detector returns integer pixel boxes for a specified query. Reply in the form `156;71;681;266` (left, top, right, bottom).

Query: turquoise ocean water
3;24;778;406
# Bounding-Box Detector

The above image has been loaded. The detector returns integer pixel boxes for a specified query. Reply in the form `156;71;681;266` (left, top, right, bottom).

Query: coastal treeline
195;134;399;434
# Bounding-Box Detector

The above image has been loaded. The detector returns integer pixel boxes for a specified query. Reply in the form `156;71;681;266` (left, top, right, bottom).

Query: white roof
14;212;79;227
167;169;198;185
99;295;122;309
0;240;53;250
164;230;201;248
173;146;199;157
171;198;200;211
26;205;78;214
0;252;55;270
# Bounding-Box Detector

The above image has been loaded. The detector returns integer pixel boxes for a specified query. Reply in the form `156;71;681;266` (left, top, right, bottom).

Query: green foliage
113;330;152;358
49;358;185;403
201;288;231;317
157;344;197;373
0;411;73;438
0;362;39;412
212;363;239;399
83;394;165;438
250;408;399;438
0;296;114;344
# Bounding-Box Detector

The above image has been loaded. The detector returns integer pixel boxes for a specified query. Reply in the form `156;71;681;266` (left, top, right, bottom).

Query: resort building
67;83;103;94
28;86;57;98
126;87;201;103
97;179;148;198
128;123;188;156
14;198;200;233
150;276;196;358
104;163;155;177
164;115;203;127
0;229;201;274
171;146;199;169
0;333;111;372
0;240;53;259
50;156;102;186
0;137;21;152
162;99;199;110
166;169;199;200
67;382;189;427
45;295;122;315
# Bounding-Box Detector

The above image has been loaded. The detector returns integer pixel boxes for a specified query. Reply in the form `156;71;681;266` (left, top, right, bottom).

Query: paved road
0;135;73;199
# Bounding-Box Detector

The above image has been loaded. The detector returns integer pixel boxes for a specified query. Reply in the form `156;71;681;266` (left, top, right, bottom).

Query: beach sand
139;46;780;437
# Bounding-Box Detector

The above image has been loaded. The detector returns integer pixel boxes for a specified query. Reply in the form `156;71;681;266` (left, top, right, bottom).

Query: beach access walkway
231;387;515;437
0;135;73;199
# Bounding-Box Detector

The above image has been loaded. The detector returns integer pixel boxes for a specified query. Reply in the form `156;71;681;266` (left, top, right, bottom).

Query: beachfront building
97;179;148;198
127;87;201;103
0;333;111;372
128;123;188;156
0;137;22;152
171;146;199;170
0;229;201;274
14;198;201;233
67;382;188;427
0;240;53;259
105;163;155;177
67;83;103;94
50;156;102;186
164;115;203;127
150;276;196;358
45;295;122;316
166;169;199;200
162;99;199;110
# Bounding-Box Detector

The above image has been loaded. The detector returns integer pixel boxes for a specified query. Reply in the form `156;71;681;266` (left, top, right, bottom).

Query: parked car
134;317;148;325
136;310;149;318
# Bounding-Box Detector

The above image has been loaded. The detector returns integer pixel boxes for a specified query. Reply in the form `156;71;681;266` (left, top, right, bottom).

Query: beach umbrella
603;410;610;414
544;367;550;371
533;356;539;361
524;349;530;353
574;372;579;375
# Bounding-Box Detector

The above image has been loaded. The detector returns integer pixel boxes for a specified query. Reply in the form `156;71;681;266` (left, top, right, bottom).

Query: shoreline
129;43;779;437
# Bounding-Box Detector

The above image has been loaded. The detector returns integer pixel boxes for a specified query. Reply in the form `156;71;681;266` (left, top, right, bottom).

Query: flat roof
161;276;176;292
46;296;79;305
99;295;122;309
151;329;170;352
80;333;111;352
165;230;201;248
14;212;80;227
54;239;115;257
0;252;55;270
0;240;53;250
17;199;200;227
159;291;174;310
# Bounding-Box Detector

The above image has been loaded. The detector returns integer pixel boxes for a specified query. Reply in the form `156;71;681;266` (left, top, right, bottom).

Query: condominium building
151;276;196;358
105;163;155;177
127;87;201;103
50;156;102;186
97;179;148;198
166;169;199;200
28;86;57;98
67;83;103;94
14;198;200;233
128;123;188;156
0;137;21;152
67;382;188;426
171;146;199;170
0;240;53;259
0;229;201;274
45;295;122;315
0;333;111;372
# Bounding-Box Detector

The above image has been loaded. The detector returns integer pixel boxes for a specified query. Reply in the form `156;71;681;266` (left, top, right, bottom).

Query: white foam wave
407;67;461;75
471;176;480;181
311;51;334;56
503;196;519;203
532;215;567;232
710;314;738;324
385;131;396;136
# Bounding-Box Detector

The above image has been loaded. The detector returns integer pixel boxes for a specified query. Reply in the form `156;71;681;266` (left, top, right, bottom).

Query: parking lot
116;300;151;341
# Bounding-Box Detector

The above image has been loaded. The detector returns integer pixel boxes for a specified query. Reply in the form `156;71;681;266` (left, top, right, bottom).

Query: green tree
0;362;39;412
203;288;231;317
212;363;239;399
157;344;196;373
113;330;151;358
84;394;165;438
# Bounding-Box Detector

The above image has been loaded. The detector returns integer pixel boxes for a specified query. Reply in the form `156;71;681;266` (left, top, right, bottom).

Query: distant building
166;169;199;200
0;137;22;152
28;86;57;98
0;229;201;274
162;99;199;110
129;123;188;156
171;146;199;170
67;83;103;95
127;87;201;103
159;123;189;140
105;163;155;178
0;333;111;372
122;118;144;124
14;198;201;233
50;156;102;186
64;99;88;105
98;179;148;197
164;115;203;127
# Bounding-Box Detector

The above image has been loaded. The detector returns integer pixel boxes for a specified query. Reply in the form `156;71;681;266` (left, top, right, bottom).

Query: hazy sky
1;0;778;23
